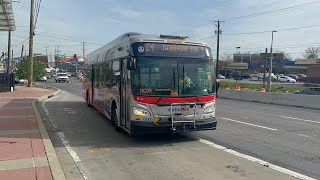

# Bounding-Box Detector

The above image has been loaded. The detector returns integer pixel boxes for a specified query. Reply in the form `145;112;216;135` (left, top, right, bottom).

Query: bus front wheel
111;108;121;132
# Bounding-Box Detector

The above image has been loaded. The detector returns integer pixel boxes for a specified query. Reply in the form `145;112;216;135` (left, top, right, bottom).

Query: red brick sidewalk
0;86;54;180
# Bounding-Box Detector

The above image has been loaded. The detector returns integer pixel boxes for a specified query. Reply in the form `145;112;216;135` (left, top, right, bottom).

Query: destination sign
132;42;212;58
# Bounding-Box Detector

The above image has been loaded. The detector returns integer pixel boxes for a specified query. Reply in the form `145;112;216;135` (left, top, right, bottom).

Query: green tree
16;56;46;81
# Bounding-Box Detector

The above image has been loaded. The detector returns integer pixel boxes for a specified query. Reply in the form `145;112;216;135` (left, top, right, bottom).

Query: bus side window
95;63;102;89
104;62;113;88
112;61;120;91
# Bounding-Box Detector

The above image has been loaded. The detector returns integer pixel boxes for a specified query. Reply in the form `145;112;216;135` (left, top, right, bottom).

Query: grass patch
219;81;304;93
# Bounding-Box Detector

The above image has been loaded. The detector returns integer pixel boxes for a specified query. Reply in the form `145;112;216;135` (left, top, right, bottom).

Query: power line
219;44;320;51
13;37;29;46
34;0;42;28
223;24;320;36
222;0;320;21
175;1;320;33
35;33;105;46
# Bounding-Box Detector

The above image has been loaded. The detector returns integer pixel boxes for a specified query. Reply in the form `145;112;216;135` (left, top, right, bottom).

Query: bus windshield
131;57;215;96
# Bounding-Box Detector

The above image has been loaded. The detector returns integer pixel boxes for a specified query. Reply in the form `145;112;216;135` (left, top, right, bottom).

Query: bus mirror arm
127;57;137;70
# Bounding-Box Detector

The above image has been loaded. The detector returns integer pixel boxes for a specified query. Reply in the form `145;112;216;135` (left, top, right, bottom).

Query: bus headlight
203;104;215;114
132;107;151;117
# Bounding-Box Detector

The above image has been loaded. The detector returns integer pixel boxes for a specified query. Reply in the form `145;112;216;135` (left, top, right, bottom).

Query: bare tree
220;52;233;76
273;49;292;61
303;47;320;59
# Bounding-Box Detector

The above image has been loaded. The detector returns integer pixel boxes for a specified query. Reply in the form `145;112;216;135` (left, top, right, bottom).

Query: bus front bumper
130;118;217;135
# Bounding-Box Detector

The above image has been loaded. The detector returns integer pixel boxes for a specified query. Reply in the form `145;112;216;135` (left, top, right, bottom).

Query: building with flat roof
295;59;320;83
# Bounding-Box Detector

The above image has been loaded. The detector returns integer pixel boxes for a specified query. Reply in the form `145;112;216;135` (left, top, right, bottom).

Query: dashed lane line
280;116;320;124
220;117;278;131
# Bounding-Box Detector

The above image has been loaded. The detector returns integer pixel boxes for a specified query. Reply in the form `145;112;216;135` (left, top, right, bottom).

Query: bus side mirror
127;57;137;70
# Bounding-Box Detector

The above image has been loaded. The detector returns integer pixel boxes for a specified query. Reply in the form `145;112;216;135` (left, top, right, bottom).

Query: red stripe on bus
159;97;198;103
133;95;215;104
133;96;161;104
197;95;215;102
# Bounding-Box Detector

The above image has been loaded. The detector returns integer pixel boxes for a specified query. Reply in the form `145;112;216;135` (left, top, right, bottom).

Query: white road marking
198;138;316;180
42;91;89;179
42;92;64;129
280;116;320;124
220;117;278;131
56;132;88;179
63;108;77;115
297;134;310;138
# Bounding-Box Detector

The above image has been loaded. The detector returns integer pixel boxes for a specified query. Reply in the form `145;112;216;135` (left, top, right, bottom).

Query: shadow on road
37;100;198;150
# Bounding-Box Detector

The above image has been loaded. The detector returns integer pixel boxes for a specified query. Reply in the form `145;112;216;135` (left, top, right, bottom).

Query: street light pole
236;47;240;72
267;31;277;92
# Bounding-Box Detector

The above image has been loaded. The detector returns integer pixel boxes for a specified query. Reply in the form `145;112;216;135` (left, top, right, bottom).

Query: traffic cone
261;87;266;92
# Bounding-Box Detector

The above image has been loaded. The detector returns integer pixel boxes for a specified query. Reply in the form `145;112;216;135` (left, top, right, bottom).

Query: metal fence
0;73;15;92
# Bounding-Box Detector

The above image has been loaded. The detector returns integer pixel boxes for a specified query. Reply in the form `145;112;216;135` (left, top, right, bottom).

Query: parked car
15;78;27;84
296;77;306;82
40;76;47;82
297;74;307;78
250;74;260;81
66;72;71;77
46;73;51;79
77;73;83;80
217;74;225;79
14;78;21;84
293;88;320;95
278;76;296;83
241;73;250;79
288;74;299;80
232;72;244;80
55;73;69;83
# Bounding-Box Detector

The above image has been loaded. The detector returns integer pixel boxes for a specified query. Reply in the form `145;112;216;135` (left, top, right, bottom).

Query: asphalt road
37;78;319;179
197;98;320;179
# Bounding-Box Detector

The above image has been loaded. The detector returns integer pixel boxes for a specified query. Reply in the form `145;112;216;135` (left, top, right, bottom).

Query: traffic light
74;54;77;58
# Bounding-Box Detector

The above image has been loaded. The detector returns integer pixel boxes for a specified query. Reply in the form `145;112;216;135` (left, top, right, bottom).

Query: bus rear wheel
111;108;121;132
86;91;92;107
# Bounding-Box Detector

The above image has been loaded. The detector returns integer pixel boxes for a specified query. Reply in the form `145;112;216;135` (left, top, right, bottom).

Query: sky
1;0;320;60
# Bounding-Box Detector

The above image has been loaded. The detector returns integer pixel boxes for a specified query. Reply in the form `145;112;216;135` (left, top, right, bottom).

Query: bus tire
111;107;121;132
86;91;92;107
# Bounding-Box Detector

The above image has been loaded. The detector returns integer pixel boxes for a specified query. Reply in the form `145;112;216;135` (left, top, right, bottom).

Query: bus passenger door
120;59;127;128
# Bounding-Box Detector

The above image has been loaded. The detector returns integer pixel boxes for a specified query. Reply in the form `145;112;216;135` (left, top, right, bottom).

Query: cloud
111;7;143;18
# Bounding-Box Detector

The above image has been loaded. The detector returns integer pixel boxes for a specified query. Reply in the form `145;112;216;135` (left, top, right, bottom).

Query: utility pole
263;48;268;88
56;45;60;72
7;31;11;74
267;31;277;92
20;44;24;60
11;50;13;72
27;0;35;87
45;46;48;56
54;47;57;70
214;20;224;78
82;42;86;59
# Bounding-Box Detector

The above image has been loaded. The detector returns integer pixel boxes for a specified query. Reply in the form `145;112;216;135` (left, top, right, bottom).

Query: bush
15;56;46;81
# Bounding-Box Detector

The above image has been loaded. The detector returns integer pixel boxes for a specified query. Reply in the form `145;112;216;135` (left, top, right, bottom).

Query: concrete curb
32;89;66;180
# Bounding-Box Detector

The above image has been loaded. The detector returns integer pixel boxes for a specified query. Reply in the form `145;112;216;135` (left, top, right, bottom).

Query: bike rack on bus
170;103;197;131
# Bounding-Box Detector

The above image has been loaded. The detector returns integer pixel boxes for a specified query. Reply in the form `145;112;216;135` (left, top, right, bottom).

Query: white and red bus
83;33;217;135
